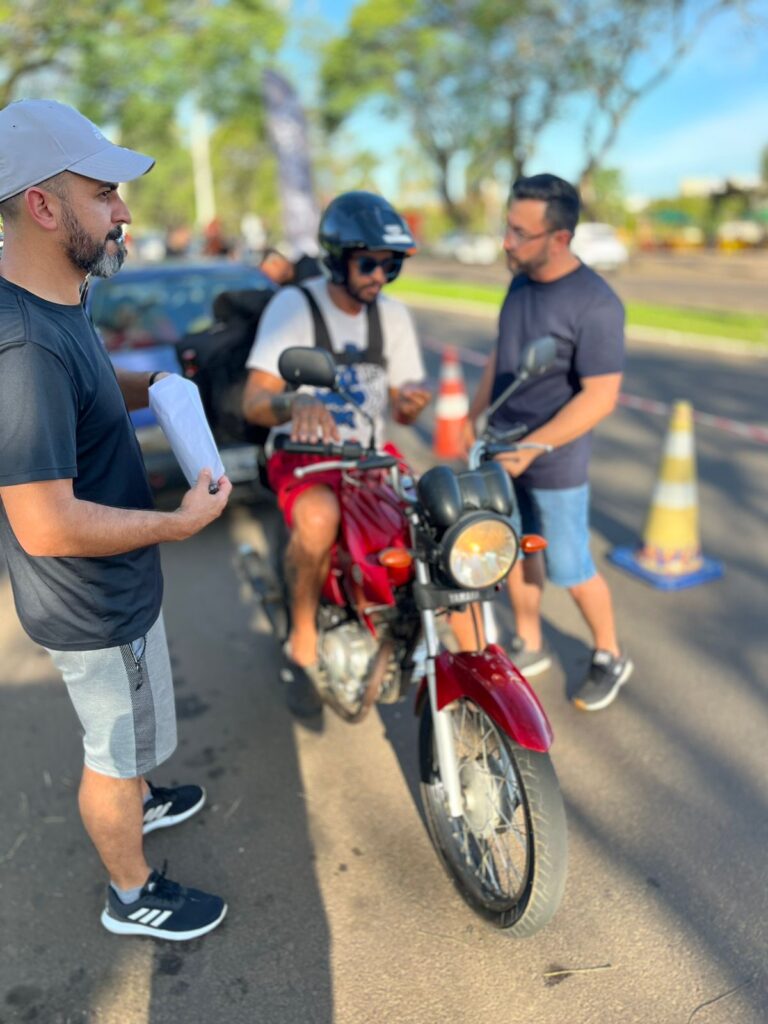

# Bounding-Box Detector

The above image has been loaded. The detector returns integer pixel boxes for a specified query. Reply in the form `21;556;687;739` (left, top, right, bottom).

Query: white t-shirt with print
245;275;425;446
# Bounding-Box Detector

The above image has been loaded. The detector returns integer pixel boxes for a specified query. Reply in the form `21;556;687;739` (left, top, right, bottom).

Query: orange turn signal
378;548;414;569
520;533;548;554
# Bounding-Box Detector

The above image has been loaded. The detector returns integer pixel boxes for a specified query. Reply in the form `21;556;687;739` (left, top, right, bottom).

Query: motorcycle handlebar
482;441;554;459
294;453;399;478
273;436;365;459
274;435;400;474
483;423;528;445
468;434;553;469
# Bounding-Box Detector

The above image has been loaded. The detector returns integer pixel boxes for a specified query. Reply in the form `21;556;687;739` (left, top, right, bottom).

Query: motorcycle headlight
442;514;519;589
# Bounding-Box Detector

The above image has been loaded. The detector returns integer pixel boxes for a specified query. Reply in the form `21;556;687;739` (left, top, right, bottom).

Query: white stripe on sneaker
129;908;153;921
125;906;173;927
138;909;162;924
143;802;172;823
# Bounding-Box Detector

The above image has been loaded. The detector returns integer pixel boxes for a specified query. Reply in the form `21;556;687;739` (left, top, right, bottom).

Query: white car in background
432;232;501;265
571;222;629;272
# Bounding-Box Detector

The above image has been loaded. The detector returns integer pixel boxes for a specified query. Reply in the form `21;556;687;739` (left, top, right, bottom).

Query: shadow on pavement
0;506;333;1024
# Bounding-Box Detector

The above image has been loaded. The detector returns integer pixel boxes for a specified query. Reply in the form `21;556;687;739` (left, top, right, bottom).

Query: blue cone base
608;547;724;591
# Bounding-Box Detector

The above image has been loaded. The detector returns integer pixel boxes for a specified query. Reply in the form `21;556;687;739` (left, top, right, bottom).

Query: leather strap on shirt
298;286;386;368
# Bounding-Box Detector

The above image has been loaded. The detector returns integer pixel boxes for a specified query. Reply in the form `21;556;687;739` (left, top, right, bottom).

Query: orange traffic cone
433;347;469;459
609;399;723;590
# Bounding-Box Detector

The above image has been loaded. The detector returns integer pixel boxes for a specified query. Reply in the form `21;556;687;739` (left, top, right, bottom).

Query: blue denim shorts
509;482;597;588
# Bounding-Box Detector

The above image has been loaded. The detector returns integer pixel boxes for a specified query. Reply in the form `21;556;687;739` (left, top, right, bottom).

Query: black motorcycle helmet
319;191;415;286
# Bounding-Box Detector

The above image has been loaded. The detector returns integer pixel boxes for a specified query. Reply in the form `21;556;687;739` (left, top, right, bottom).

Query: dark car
86;260;275;492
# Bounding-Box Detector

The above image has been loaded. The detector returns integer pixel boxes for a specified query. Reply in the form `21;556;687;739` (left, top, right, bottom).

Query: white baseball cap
0;99;155;203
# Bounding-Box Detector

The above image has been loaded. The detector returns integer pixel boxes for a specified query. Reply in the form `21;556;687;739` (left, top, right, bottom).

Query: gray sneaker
509;636;552;678
573;650;633;711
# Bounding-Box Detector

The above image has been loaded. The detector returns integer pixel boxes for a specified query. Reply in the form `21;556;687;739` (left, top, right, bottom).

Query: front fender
416;644;553;753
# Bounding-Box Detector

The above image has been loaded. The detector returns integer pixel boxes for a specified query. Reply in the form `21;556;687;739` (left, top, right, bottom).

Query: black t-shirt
0;276;162;650
489;263;625;488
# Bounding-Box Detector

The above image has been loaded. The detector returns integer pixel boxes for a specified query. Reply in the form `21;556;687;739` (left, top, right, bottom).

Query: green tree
587;168;627;225
320;0;758;222
322;0;485;225
0;1;286;231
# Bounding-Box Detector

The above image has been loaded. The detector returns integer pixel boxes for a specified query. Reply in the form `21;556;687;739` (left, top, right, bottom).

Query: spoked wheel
419;699;567;935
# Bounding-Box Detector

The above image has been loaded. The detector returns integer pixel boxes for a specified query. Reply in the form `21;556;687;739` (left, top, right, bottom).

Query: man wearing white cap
0;100;232;940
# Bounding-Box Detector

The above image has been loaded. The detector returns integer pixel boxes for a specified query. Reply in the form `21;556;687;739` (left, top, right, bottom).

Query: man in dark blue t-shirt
465;173;633;711
0;99;232;940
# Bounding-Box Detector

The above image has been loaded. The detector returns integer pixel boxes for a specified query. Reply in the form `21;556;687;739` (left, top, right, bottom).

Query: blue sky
282;0;768;202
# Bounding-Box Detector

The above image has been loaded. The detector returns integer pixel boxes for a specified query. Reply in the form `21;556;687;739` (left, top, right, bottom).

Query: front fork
417;560;464;818
421;599;501;818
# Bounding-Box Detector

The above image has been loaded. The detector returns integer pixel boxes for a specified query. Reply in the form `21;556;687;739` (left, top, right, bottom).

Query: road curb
397;291;768;360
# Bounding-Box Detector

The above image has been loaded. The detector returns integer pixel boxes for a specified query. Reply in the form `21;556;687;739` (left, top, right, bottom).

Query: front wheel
419;699;567;936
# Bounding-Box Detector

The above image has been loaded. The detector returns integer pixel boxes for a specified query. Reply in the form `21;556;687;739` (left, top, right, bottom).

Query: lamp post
190;105;216;229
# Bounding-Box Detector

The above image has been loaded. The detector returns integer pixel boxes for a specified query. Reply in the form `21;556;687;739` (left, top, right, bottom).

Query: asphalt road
1;311;767;1023
412;251;768;314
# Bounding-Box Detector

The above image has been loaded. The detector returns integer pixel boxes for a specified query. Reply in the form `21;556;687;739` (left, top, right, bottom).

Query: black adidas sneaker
143;780;206;835
101;865;227;940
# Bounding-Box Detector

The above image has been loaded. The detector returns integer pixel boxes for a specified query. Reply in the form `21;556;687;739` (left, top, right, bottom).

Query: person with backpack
241;191;431;716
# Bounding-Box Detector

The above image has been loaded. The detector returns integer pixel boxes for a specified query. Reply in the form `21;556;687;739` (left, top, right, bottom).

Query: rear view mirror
483;334;557;423
519;334;556;378
278;347;338;389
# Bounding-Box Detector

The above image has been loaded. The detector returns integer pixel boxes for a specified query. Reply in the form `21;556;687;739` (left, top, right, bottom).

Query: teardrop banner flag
263;69;320;260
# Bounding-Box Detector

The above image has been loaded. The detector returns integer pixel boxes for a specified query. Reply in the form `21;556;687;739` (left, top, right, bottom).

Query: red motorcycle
242;338;567;935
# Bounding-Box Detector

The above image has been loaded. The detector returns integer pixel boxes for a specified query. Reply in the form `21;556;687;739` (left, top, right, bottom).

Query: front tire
419;699;567;936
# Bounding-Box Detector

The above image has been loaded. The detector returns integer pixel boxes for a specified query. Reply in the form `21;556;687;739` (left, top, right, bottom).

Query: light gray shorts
46;612;178;779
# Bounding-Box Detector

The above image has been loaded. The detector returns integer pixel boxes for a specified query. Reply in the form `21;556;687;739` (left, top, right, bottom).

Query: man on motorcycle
242;191;431;716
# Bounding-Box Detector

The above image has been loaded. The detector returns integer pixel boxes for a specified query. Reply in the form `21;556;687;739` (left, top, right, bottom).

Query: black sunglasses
351;254;404;282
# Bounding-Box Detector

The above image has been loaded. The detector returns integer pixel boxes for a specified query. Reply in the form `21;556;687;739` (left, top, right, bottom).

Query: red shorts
266;444;407;527
266;451;344;527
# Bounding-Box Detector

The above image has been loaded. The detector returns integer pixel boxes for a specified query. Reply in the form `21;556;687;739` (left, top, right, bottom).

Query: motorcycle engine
319;618;378;708
319;622;379;706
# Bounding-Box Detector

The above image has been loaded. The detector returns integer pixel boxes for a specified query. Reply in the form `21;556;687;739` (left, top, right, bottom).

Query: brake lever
293;459;356;478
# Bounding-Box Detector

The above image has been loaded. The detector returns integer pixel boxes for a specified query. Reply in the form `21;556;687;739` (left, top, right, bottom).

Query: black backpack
175;288;274;448
175;284;385;449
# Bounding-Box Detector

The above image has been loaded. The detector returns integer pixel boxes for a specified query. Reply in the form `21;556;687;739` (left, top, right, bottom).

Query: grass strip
623;303;768;343
391;275;768;345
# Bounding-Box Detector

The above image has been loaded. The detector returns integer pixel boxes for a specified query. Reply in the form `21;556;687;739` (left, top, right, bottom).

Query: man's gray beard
61;204;126;278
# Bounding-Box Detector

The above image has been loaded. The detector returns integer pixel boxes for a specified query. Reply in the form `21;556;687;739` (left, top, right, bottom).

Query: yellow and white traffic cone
609;400;723;589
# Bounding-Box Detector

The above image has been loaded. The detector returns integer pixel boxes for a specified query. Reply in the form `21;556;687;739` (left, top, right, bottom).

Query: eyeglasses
504;225;554;245
351;254;404;282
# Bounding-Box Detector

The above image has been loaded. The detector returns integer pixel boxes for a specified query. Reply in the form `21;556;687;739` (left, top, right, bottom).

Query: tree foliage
0;0;286;231
321;0;758;223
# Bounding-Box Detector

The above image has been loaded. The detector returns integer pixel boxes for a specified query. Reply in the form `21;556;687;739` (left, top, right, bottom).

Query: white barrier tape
618;393;669;417
619;395;768;446
692;411;768;444
423;338;768;446
423;336;488;367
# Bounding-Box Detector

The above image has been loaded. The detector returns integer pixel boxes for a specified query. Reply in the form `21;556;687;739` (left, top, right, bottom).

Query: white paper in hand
149;375;225;488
